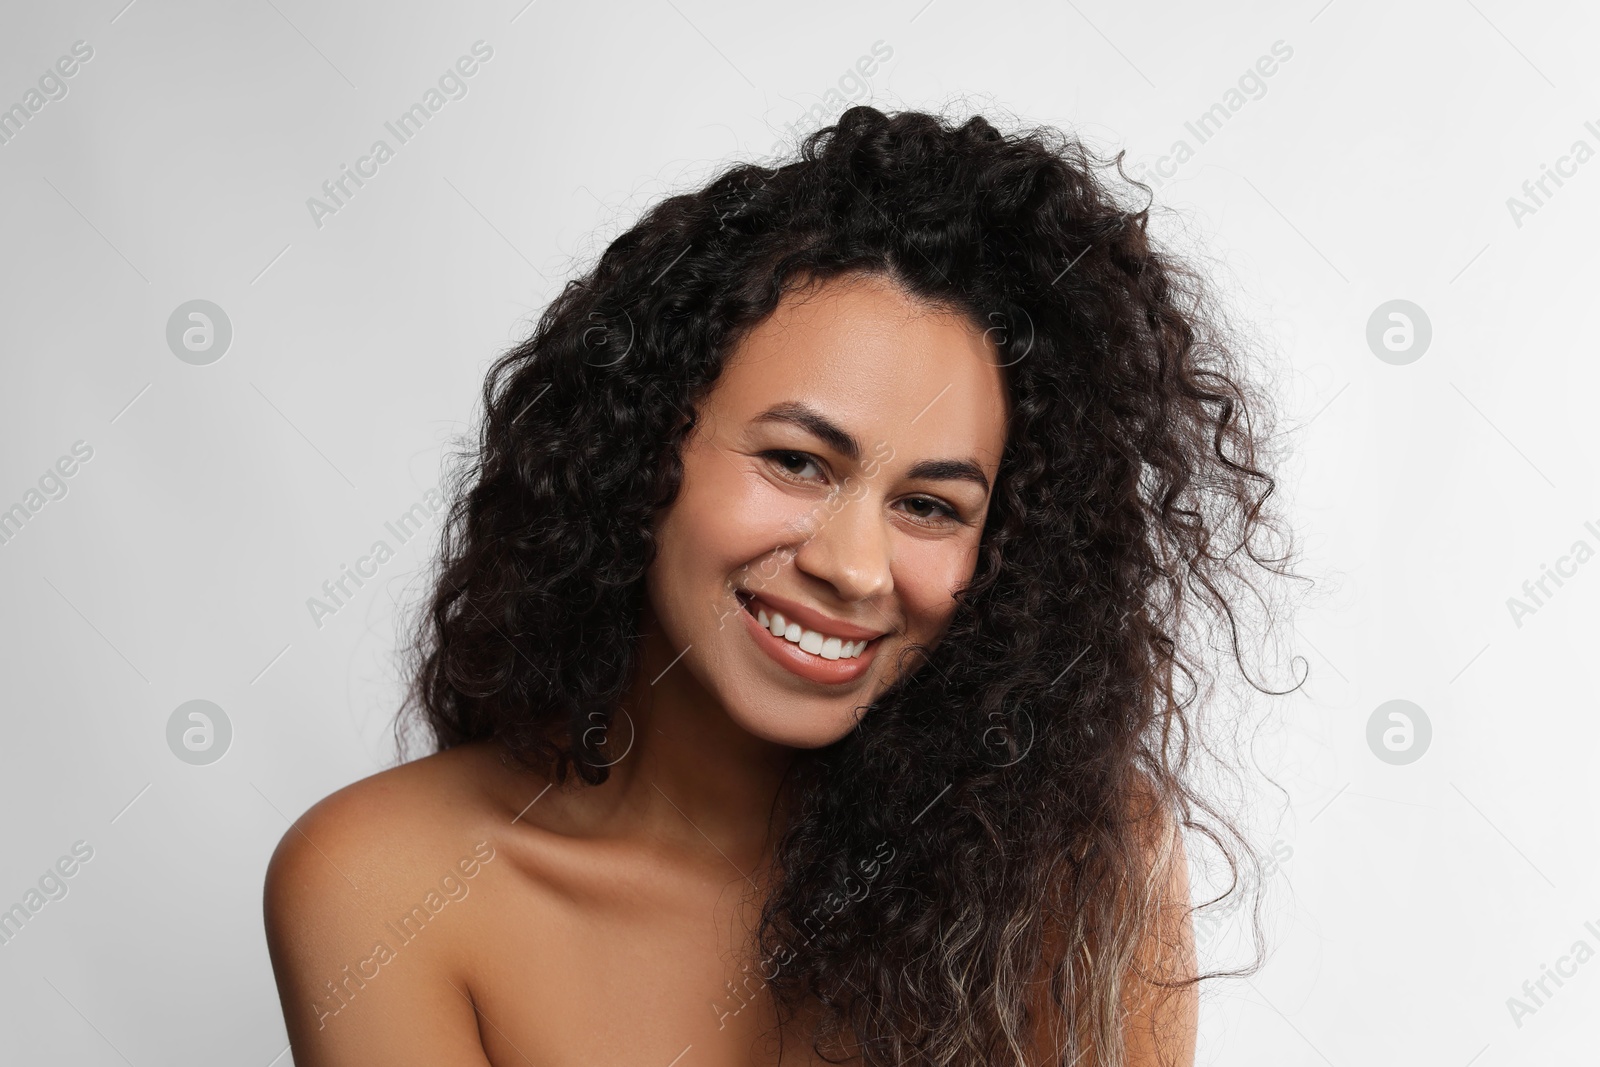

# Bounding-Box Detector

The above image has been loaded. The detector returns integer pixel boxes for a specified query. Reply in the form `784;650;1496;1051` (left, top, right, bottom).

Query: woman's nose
791;486;893;603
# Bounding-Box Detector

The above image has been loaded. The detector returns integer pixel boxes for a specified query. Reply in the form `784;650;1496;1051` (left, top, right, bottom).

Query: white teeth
754;605;869;660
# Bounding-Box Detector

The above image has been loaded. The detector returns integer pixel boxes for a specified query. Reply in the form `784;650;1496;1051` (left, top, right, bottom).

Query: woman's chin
723;696;865;750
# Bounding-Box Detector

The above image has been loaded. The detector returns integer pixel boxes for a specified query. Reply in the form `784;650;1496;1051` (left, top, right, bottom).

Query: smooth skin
263;273;1197;1066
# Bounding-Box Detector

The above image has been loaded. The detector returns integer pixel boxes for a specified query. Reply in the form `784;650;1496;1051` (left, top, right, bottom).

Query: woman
264;105;1292;1066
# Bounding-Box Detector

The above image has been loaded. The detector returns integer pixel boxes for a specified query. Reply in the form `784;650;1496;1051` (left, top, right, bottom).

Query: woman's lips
737;594;882;685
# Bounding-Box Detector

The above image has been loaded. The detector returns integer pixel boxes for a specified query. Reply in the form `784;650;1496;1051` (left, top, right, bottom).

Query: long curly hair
397;104;1301;1066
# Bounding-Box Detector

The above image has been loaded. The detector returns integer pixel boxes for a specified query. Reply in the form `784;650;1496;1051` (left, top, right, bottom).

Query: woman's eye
763;450;825;482
901;496;962;525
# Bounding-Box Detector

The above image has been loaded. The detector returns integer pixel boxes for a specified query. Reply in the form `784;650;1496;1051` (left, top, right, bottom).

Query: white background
1;0;1597;1064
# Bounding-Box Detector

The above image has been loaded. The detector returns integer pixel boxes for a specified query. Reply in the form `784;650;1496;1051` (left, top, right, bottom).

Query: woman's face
644;272;1010;749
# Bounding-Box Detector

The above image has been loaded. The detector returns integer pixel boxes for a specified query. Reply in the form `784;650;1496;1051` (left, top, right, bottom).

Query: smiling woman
263;105;1296;1067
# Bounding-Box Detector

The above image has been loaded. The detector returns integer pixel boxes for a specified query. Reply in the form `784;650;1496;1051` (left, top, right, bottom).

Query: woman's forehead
709;275;1011;465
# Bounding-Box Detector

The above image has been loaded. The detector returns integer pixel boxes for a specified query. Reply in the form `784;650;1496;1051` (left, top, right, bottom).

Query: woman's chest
459;870;837;1066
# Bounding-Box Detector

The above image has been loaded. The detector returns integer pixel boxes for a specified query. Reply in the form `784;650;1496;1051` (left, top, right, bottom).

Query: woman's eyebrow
904;458;990;496
753;401;862;460
751;401;991;495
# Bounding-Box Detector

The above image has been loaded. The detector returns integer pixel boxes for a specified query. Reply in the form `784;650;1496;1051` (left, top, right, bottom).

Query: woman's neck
585;605;800;875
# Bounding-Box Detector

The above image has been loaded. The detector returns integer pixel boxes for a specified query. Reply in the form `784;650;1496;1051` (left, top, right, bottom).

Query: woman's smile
734;587;889;686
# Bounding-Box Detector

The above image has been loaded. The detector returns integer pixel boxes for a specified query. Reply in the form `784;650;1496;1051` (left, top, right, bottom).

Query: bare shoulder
1030;772;1198;1067
262;740;546;1066
263;740;529;907
1121;771;1198;1067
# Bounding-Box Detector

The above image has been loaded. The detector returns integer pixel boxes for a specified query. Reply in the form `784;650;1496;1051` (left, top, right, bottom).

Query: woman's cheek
897;538;977;621
721;473;817;551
